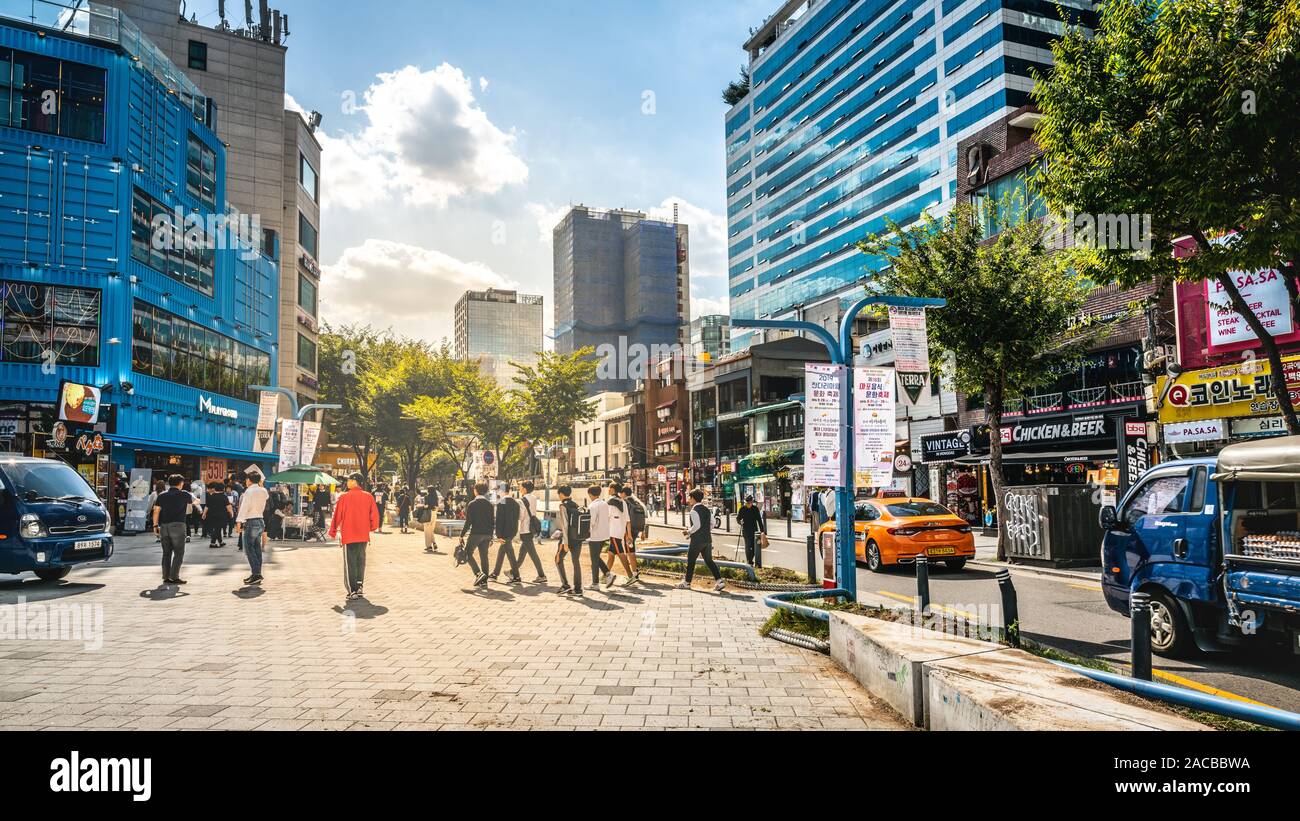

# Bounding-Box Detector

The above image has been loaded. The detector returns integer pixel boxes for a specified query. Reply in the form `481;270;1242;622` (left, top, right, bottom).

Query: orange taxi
818;497;975;572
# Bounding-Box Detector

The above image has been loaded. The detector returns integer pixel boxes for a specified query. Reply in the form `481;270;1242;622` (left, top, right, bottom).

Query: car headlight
19;514;45;539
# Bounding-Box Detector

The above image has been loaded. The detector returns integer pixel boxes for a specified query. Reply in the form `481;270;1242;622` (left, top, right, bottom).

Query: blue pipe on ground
762;588;852;622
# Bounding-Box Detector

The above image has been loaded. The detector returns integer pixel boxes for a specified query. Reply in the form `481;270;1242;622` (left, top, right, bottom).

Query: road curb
968;558;1101;583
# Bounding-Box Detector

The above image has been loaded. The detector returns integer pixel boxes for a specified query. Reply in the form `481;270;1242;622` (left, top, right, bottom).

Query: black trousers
743;530;761;565
556;540;584;590
492;537;521;577
464;534;492;577
588;540;610;582
159;522;186;581
515;533;545;577
685;538;720;583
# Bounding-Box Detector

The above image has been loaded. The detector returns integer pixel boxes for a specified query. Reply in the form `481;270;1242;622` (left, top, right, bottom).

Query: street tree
1033;0;1300;431
511;348;600;474
859;198;1097;560
373;340;467;492
318;323;393;480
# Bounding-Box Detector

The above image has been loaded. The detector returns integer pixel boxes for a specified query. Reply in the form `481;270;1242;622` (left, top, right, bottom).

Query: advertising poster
279;419;302;473
1206;269;1293;349
300;421;322;467
124;468;153;533
854;367;896;489
58;380;102;424
255;391;279;454
805;364;847;487
889;306;931;403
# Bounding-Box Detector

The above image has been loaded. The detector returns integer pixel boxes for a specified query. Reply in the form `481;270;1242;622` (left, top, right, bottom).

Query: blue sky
187;0;772;343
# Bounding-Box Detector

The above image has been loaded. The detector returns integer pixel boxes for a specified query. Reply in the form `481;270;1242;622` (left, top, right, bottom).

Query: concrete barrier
829;611;1206;731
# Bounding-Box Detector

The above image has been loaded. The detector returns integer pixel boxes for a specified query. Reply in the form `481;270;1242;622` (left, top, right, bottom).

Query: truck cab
1100;439;1300;657
0;457;114;583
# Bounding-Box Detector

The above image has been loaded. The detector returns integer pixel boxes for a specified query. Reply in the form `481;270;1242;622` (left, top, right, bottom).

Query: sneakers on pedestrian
346;590;360;601
624;575;640;587
488;573;499;582
713;579;726;592
506;573;523;585
557;584;573;596
602;572;614;587
243;575;256;585
532;576;548;585
248;575;263;586
173;578;187;585
473;573;488;587
571;587;584;597
675;581;691;590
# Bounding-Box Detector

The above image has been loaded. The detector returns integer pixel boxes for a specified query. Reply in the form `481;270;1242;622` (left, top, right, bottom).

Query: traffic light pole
734;294;945;602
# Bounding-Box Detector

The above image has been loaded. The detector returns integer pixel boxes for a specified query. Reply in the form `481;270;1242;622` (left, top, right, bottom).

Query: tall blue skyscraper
724;0;1094;348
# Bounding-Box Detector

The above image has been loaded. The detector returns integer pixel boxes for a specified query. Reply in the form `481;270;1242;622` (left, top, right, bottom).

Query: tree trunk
987;377;1009;563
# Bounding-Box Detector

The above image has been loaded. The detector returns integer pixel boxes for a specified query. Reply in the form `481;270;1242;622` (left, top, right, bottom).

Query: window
297;333;317;372
130;187;214;296
0;47;106;142
298;274;318;316
298;211;318;259
187;40;208;72
299;153;319;202
1123;474;1191;525
131;300;270;401
186;134;217;209
2;281;100;366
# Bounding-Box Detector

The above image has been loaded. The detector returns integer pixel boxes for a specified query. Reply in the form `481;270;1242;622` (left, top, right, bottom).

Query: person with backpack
680;488;725;592
737;495;767;567
619;484;646;584
462;483;496;588
604;483;641;587
396;487;413;534
553;485;585;596
514;480;547;584
585;484;615;590
489;486;523;584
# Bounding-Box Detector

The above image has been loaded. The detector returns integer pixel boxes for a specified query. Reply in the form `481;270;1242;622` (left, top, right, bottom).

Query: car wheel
1147;591;1194;658
34;567;71;583
944;559;967;571
865;541;884;573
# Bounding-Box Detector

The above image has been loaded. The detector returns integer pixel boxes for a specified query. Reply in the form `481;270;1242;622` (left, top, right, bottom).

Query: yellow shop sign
1157;355;1300;424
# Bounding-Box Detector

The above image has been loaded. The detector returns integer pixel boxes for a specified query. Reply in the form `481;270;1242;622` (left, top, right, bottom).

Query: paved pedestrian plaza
0;530;907;730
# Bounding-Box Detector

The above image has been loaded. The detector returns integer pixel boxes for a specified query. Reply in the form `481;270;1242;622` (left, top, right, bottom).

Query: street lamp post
733;294;946;602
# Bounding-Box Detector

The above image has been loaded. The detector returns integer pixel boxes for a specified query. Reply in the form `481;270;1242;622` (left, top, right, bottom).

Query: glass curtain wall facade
725;0;1095;348
453;289;545;390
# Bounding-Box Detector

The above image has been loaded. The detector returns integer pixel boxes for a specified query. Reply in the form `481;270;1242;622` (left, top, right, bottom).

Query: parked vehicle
1100;437;1300;657
0;457;113;583
818;497;975;572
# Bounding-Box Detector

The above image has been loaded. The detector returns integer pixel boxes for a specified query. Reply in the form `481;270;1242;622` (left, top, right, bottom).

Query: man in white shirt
585;485;614;589
515;481;546;584
235;474;270;586
604;483;641;586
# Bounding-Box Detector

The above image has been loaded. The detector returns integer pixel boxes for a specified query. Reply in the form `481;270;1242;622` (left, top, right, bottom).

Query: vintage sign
805;364;847;487
920;430;972;464
853;367;895;489
1164;419;1227;444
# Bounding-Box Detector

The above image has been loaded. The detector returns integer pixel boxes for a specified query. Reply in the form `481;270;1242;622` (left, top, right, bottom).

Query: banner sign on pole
889;305;931;404
300;421;322;467
255;391;279;454
278;419;302;473
805;364;847;487
854;367;896;489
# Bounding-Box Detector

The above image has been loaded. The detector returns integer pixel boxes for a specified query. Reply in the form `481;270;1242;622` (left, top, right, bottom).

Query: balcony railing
1006;382;1148;414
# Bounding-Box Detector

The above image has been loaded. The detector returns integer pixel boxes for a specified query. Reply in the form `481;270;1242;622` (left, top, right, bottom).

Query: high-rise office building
104;0;324;416
724;0;1095;349
552;206;690;395
453;289;545;390
690;315;732;363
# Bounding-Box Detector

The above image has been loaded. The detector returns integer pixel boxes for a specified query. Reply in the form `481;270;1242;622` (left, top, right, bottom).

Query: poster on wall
889;306;931;403
57;380;102;425
854;367;896;489
124;468;153;533
278;419;302;473
805;364;847;487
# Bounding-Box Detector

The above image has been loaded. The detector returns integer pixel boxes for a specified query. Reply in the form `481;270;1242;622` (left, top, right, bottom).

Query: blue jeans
242;518;266;575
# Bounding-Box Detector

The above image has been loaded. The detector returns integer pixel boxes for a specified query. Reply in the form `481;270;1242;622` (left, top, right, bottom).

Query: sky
185;0;773;345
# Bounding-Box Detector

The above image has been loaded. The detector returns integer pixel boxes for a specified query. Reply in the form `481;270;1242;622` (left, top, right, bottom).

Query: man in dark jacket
490;488;523;584
737;495;767;567
553;485;584;596
463;483;496;587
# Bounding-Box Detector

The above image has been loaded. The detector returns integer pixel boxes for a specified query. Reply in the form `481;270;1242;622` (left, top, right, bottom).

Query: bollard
996;569;1020;648
754;527;763;569
786;512;792;538
1130;592;1153;681
725;510;731;533
806;535;817;584
915;555;931;615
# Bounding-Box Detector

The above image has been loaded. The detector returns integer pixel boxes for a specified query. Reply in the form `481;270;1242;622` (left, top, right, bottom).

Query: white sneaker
603;572;614;587
714;579;727;592
675;581;691;590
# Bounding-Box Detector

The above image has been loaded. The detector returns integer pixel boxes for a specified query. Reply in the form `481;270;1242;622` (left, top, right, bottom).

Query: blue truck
1100;437;1300;657
0;457;114;583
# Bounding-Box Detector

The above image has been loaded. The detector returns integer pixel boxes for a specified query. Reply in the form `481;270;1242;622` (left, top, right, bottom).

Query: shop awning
954;447;1116;466
1216;435;1300;482
655;433;681;445
716;400;802;424
656;399;677;410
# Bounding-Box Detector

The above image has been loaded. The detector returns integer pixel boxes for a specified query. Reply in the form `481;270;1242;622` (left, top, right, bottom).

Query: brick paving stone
0;530;908;732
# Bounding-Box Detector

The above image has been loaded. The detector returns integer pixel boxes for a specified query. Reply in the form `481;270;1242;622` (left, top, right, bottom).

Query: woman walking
203;482;233;548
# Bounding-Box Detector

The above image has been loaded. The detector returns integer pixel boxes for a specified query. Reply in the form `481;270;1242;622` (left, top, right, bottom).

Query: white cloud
284;92;307;116
321;238;515;344
525;201;573;244
317;64;528;212
478;77;490;92
647;196;728;282
691;296;729;319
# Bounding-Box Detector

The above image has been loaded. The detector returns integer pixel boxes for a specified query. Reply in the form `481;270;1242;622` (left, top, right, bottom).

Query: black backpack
521;496;541;537
575;507;591;542
626;496;646;534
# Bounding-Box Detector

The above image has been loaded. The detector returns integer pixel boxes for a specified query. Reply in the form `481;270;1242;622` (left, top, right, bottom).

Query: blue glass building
724;0;1094;348
0;5;278;496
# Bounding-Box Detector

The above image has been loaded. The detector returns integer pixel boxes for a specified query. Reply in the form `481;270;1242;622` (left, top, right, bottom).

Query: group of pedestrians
150;472;272;586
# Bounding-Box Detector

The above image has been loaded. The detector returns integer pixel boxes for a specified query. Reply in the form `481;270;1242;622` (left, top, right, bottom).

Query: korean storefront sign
853;367;895;489
804;364;847;487
1156;355;1300;424
1163;419;1227;445
1207;268;1294;350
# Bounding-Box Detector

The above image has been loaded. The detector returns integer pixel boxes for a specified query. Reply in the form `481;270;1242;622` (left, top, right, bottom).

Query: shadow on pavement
140;585;189;601
334;597;388;619
232;586;265;600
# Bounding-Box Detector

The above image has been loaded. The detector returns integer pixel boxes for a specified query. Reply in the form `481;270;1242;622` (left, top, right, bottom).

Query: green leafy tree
722;65;751;106
511;348;601;456
859;199;1097;559
1033;0;1300;431
373;340;468;492
318;323;391;479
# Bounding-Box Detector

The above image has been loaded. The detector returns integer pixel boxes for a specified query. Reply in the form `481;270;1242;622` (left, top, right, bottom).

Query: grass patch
637;558;814;585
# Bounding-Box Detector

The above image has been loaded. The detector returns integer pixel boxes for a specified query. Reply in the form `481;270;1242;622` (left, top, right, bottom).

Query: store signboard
805;364;847;487
853;367;895;489
1163;419;1227;445
920;430;971;464
57;380;102;425
255;391;279;454
1156;355;1300;424
1207;269;1294;349
973;410;1118;452
1117;421;1150;498
1231;416;1288;438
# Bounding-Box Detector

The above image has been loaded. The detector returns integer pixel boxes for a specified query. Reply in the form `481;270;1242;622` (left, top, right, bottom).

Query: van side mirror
1099;505;1121;531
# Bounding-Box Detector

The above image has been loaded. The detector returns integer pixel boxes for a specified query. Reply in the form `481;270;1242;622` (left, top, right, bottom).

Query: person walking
236;473;270;586
397;487;413;534
585;485;615;589
312;484;331;531
328;472;380;601
147;479;166;543
462;482;496;588
618;484;645;585
265;484;287;541
553;485;584;596
374;484;388;534
737;495;767;567
680;488;725;592
226;482;241;543
604;483;639;586
187;477;205;537
490;487;523;584
151;474;192;585
202;482;232;548
423;485;442;554
515;480;547;584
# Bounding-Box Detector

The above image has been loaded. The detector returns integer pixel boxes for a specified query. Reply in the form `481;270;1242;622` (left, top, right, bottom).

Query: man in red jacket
329;472;380;600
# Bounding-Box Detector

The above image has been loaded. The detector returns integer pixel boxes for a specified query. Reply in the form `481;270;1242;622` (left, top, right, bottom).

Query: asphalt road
648;523;1300;713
